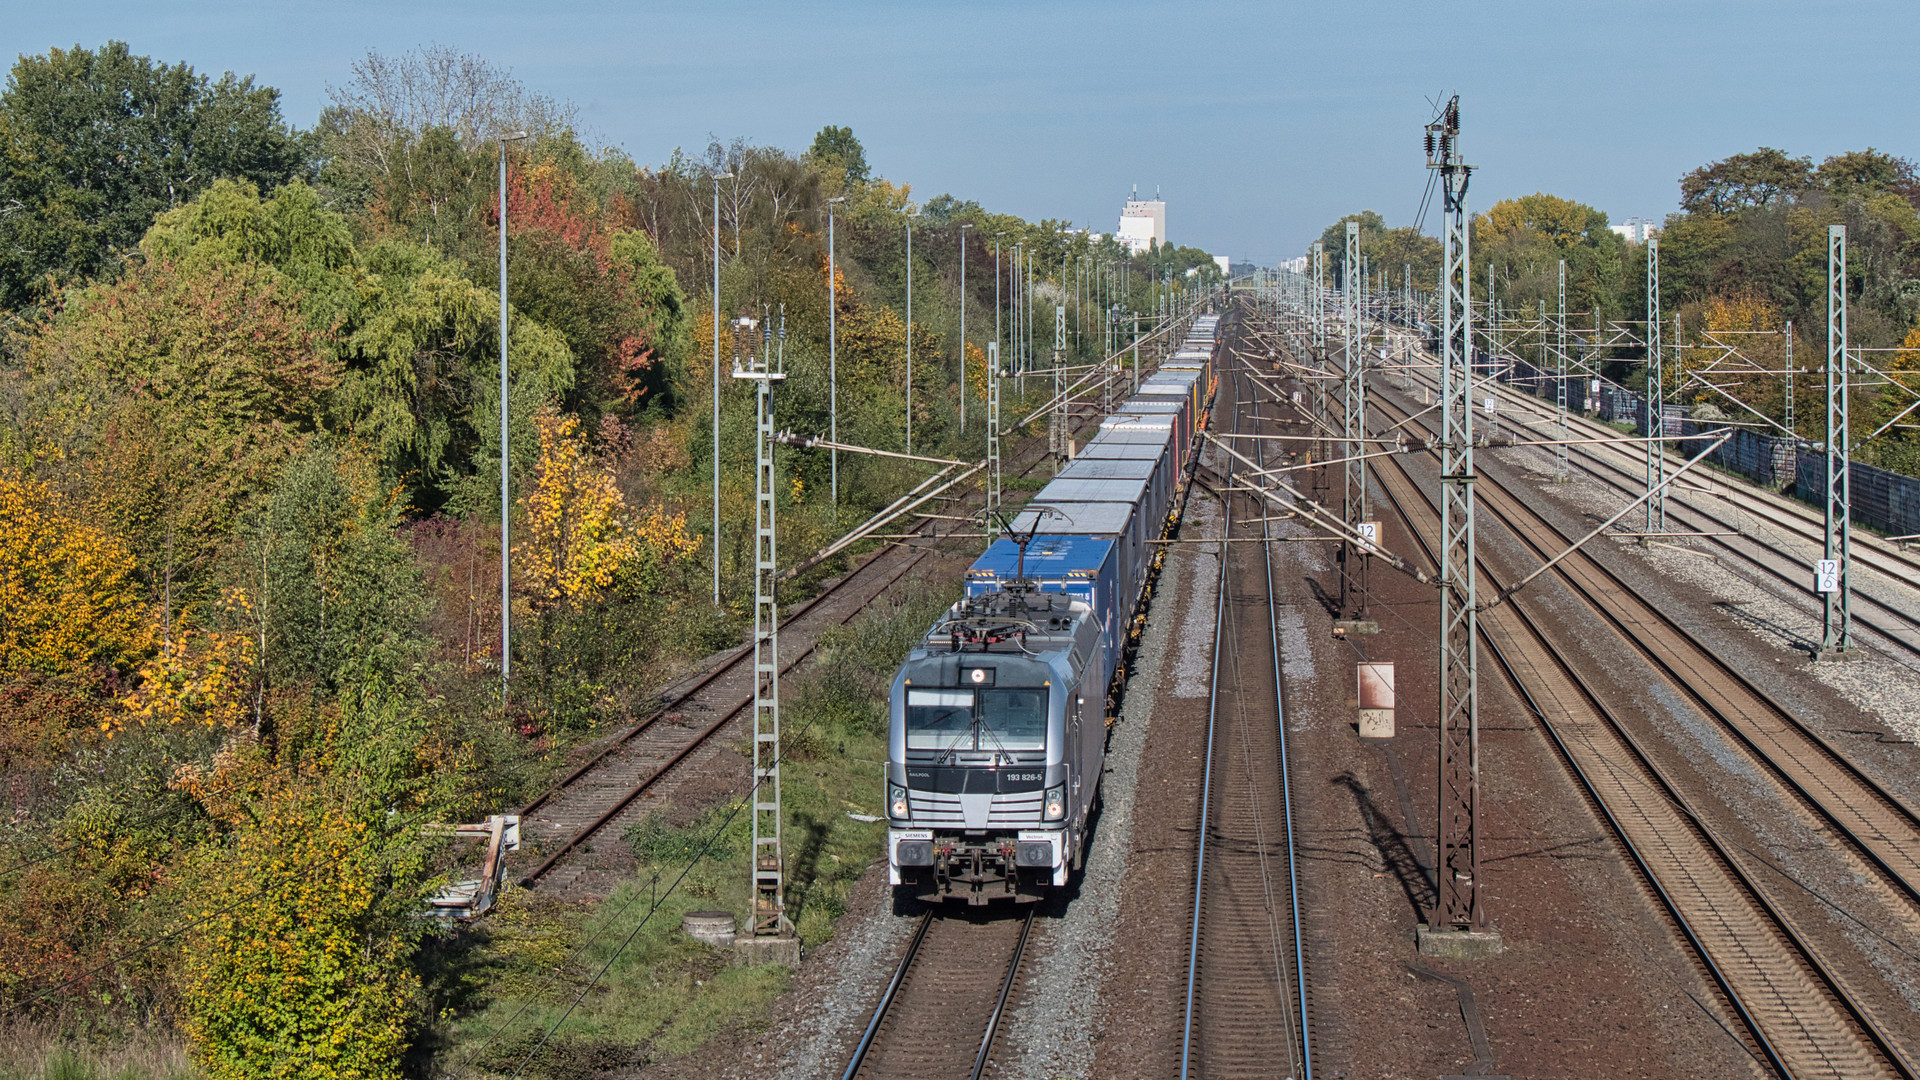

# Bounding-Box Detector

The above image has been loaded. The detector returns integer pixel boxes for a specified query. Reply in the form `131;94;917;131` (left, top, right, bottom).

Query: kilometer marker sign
1815;559;1840;594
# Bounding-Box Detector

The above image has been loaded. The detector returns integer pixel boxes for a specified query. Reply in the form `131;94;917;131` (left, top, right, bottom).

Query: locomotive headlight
889;784;910;820
1043;784;1066;821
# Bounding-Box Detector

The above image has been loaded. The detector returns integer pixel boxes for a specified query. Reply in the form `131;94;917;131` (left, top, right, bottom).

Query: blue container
965;535;1122;682
1009;500;1147;623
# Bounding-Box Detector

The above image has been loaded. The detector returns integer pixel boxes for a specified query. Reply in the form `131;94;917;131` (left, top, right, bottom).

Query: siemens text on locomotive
886;312;1224;904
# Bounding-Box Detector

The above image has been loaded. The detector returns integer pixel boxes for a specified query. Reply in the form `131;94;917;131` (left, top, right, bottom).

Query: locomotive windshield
905;687;1047;752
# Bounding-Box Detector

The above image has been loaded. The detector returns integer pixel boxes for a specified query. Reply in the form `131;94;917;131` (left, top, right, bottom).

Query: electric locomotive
886;577;1107;904
884;310;1224;906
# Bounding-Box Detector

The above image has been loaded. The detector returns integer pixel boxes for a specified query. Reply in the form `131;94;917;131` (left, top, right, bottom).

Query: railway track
1392;343;1920;661
1372;390;1920;916
518;544;934;888
840;909;1034;1080
1351;382;1920;1078
1181;357;1312;1080
518;433;1066;892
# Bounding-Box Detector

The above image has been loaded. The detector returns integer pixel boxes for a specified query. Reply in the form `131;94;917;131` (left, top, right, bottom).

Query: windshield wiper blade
934;716;973;764
976;717;1013;760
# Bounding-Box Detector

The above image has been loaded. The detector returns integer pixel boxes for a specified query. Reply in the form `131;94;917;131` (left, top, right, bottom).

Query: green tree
233;440;426;694
0;42;304;308
1814;148;1920;204
808;125;869;184
172;689;453;1080
20;255;335;594
1678;147;1814;216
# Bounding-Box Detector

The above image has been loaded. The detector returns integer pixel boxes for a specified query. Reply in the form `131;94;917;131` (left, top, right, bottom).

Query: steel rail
1373;391;1920;912
839;911;933;1080
1178;420;1231;1080
1180;336;1313;1080
1366;401;1917;1079
519;431;1066;886
1366;458;1790;1077
518;551;930;884
970;908;1035;1080
514;420;1082;883
520;547;923;819
1396;346;1920;656
837;908;1035;1080
1253;355;1314;1080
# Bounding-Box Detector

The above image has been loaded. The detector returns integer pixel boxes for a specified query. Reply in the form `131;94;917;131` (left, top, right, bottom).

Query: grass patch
0;1025;196;1080
428;578;959;1077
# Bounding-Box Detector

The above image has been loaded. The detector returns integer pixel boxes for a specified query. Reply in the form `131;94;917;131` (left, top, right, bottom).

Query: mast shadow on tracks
1333;770;1438;923
1304;575;1340;619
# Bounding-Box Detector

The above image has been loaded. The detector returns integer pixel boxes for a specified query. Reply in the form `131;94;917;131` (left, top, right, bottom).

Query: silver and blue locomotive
885;314;1223;905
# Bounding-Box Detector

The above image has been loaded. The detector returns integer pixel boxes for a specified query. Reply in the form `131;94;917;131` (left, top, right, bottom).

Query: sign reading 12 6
1357;522;1380;551
1815;559;1840;594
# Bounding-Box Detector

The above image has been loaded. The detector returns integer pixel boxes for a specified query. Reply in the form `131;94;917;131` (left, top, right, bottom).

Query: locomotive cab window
905;686;1048;752
905;689;974;750
978;688;1047;750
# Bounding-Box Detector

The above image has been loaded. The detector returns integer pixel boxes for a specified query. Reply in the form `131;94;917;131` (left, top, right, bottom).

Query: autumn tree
519;409;693;608
0;469;151;678
808;124;870;186
171;681;457;1080
0;42;304;308
19;255;332;597
1679;147;1816;216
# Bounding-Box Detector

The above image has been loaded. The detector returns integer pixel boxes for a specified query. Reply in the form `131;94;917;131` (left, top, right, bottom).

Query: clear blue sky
9;0;1915;264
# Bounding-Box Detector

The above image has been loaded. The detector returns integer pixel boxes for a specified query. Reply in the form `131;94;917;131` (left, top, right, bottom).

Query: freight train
885;313;1223;905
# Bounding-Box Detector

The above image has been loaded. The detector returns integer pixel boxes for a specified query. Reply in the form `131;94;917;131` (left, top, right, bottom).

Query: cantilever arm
1480;430;1733;611
1201;431;1432;585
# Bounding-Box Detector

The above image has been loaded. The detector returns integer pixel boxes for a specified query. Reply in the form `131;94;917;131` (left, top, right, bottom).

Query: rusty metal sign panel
1358;662;1395;738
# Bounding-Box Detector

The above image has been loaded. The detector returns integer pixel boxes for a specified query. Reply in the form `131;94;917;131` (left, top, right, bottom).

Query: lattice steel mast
1338;220;1372;628
1820;224;1853;657
987;342;1002;539
1312;241;1329;431
1555;259;1570;482
1050;304;1066;463
1427;96;1489;939
732;315;794;941
1645;237;1666;535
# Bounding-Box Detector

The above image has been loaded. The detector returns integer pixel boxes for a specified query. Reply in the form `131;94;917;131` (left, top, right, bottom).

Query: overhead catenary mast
731;313;798;958
1423;95;1500;954
1336;220;1374;632
1818;224;1853;659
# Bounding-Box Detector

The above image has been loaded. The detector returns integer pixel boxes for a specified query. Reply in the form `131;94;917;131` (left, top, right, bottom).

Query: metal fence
1796;451;1920;539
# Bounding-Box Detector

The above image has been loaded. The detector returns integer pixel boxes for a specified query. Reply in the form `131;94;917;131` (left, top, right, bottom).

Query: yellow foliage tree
518;409;695;609
174;765;421;1080
965;341;990;404
0;470;152;677
113;601;256;737
1480;192;1592;248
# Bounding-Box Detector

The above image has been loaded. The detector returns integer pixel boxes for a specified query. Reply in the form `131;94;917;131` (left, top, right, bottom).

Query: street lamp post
994;233;1004;385
497;129;529;693
712;170;733;606
828;195;845;506
1015;241;1025;396
959;222;971;432
906;210;917;453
